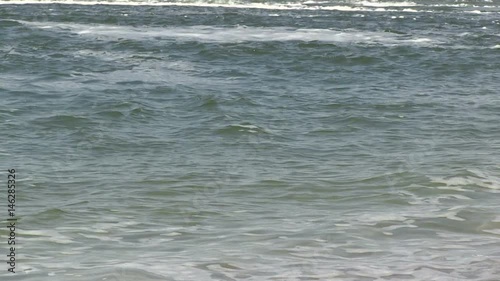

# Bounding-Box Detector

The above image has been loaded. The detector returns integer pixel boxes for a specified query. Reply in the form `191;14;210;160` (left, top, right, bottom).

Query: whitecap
357;0;416;8
78;233;122;242
344;248;384;254
20;229;75;244
0;0;431;14
382;224;418;231
482;229;500;235
430;169;500;191
18;21;438;47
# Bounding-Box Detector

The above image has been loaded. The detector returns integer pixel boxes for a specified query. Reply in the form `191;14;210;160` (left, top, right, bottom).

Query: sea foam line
1;0;497;14
18;21;439;46
0;0;385;11
0;0;447;11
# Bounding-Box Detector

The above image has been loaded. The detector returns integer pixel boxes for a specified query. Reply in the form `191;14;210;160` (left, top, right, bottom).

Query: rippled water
1;0;500;280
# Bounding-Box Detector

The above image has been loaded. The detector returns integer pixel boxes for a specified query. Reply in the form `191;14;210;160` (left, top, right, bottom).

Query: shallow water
1;0;500;280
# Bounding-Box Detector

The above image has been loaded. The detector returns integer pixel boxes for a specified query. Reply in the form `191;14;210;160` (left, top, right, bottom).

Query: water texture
1;0;499;280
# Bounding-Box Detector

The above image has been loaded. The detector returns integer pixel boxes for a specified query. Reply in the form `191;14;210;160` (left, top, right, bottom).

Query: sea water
0;0;499;280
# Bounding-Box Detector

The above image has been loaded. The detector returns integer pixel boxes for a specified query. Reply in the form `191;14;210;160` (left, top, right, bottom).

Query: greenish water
1;0;500;280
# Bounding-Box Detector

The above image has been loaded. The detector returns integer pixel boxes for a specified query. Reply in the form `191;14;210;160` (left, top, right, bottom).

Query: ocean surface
1;0;500;280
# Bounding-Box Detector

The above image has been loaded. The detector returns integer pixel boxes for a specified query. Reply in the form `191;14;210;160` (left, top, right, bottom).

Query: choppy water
1;0;500;280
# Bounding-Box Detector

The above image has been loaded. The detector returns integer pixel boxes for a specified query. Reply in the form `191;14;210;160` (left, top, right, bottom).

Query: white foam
382;224;417;231
442;211;465;221
78;233;122;241
233;124;259;130
357;0;416;8
20;229;76;244
0;0;355;10
355;213;407;224
163;231;182;236
6;0;491;14
18;21;437;46
482;229;500;235
0;0;437;13
430;169;500;192
344;248;384;254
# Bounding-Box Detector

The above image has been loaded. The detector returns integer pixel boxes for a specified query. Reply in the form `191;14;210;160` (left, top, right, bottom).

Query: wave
217;123;268;135
0;0;399;12
430;168;500;192
18;21;439;46
2;0;498;12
